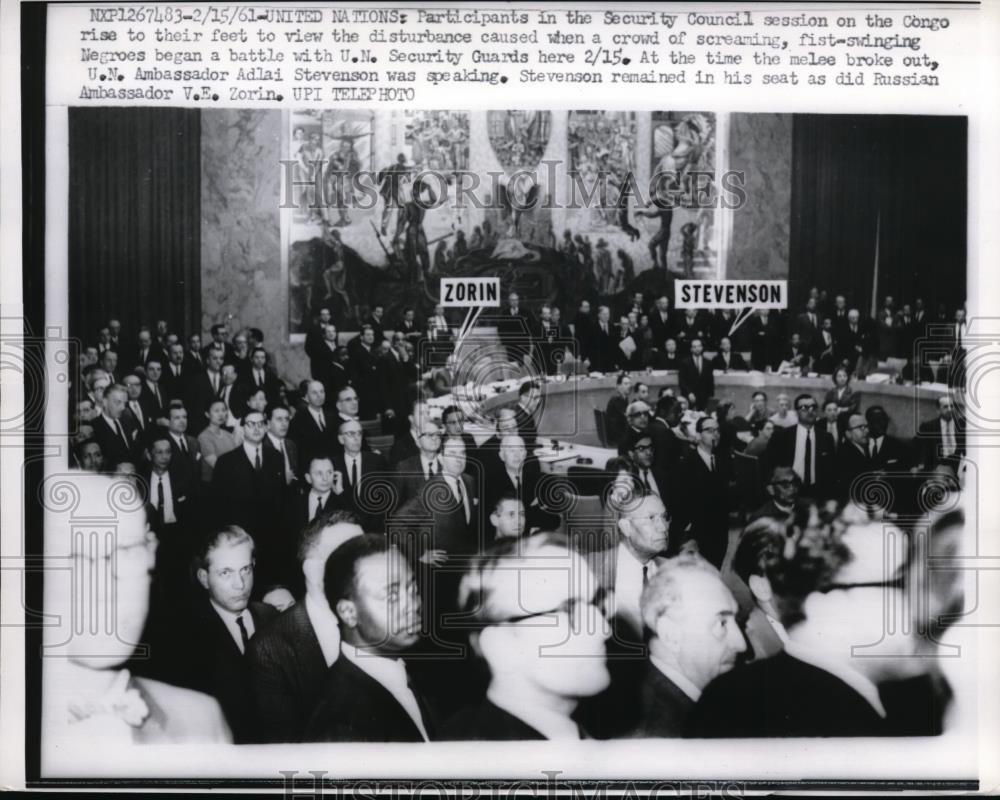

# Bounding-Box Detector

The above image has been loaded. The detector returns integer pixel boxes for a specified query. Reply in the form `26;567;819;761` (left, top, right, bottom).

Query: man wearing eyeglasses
393;418;443;507
625;432;669;508
633;552;746;737
43;472;231;754
441;533;610;740
675;416;731;568
836;413;874;503
332;418;389;531
688;515;921;737
766;393;835;500
748;466;804;527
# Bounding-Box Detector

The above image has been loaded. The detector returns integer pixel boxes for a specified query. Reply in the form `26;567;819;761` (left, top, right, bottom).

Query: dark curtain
68;108;201;342
789;114;967;313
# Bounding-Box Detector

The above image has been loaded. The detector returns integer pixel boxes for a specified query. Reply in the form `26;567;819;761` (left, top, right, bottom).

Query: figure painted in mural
636;182;675;274
680;222;698;278
402;176;437;286
377;153;411;238
321;228;352;317
325;139;362;228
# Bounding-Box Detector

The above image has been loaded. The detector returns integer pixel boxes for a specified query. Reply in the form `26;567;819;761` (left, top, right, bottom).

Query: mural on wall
284;109;720;337
648;111;718;279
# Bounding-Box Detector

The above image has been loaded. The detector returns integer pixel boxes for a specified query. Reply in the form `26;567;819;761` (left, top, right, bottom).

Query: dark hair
519;380;539;397
323;533;389;616
793;393;815;410
752;391;768;402
266;403;290;421
695;416;716;433
241;409;266;425
210;323;226;336
731;520;788;585
296;509;361;564
251;346;267;359
442;405;461;423
250;328;264;343
655;396;679;418
167;399;186;414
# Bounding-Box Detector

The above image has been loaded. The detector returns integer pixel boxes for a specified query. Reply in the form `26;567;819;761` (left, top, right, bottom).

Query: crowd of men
59;293;967;744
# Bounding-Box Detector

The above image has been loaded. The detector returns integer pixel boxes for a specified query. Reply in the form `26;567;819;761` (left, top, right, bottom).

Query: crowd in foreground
53;295;969;744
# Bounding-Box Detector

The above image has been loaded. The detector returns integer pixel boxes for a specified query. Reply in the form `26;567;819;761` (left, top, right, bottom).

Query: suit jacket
389;430;422;466
605;394;629;449
513;405;539;448
391;473;482;557
302;654;431;742
678;355;715;409
174;598;278;743
288;406;336;478
122;401;153;443
649;418;686;481
686;651;889;738
628;463;672;510
247;600;330;743
590;322;620;373
167;432;202;487
380;354;419;428
348;340;383;419
793;312;820;351
632;662;697;738
210;445;287;588
483;458;555;532
139;382;167;423
244;367;283;406
440;699;547;741
917;417;965;469
747;313;781;371
868;434;913;472
332;450;390;531
263;434;299;485
138;463;193;534
92;414;139;466
392;454;438;508
836;442;875;501
648;310;673;349
674;449;730;567
711;351;748;373
186;370;225;434
160;363;189;402
766;425;836;499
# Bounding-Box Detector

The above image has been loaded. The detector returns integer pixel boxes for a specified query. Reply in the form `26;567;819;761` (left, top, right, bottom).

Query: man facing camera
632;552;746;737
303;535;432;742
441;533;610;740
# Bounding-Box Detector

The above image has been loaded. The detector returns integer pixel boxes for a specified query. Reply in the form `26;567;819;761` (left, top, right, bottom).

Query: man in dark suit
302;534;433;742
92;383;139;467
175;527;277;743
441;533;610;741
245;347;282;406
388;399;425;465
766;394;836;500
632;552;746;737
164;402;202;488
812;318;838;374
836;413;875;502
332;419;390;531
381;340;420;436
210;410;286;591
793;298;821;354
748;466;804;527
625;432;671;511
202;322;236;365
347;325;382;421
648;295;673;349
185;333;205;372
498;291;534;366
139;431;195;597
284;456;342;568
441;405;478;459
483;434;555;532
649;396;686;477
161;343;189;402
264;403;298;487
589;305;620;373
129;327;165;373
711;336;748;373
572;300;594;365
678;338;715;410
392;417;442;508
248;511;365;742
396;307;422;347
604;373;632;448
674;417;731;568
122;372;153;440
865;405;914;472
747;310;781;372
513;380;541;448
186;346;226;435
687;514;920;737
836;309;872;368
287;380;336;478
917;395;965;471
364;304;387;344
140;359;168;424
305;308;333;379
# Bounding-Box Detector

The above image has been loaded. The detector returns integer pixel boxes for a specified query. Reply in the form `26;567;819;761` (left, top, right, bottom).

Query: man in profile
442;533;610;740
42;471;230;758
303;535;432;742
249;511;364;742
633;552;746;737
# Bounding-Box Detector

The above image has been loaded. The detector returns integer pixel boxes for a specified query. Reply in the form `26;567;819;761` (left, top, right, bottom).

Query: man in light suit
633;552;746;737
248;511;364;742
678;338;715;410
43;473;230;753
302;534;433;742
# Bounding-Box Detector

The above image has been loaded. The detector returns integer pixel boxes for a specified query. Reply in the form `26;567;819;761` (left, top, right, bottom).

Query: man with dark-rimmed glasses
440;532;610;740
766;393;835;500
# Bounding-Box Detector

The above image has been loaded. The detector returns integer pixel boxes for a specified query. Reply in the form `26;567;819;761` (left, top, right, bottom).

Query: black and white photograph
3;0;998;795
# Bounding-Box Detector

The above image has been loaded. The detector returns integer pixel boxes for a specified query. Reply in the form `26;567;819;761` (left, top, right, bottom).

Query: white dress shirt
344;453;362;487
148;470;177;524
697;447;715;472
210;600;255;655
614;542;656;637
305;592;341;667
940;418;957;456
340;643;429;741
309;490;330;520
242;440;263;467
419;454;439;479
309;407;327;430
445;474;470;522
793;425;816;484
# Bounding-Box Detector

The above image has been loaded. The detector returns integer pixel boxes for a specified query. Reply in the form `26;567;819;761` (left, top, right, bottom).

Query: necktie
804;432;813;485
178;436;188;455
457;479;469;523
235;615;250;652
155;476;164;518
280;440;292;482
710;454;716;473
871;440;879;459
115;420;128;448
641;470;651;493
428;460;436;479
211;372;220;395
642;564;649;587
131;403;144;429
154;385;161;406
695;356;701;371
317;412;326;432
311;494;322;520
255;447;262;470
256;370;263;387
172;364;179;377
350;457;358;487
